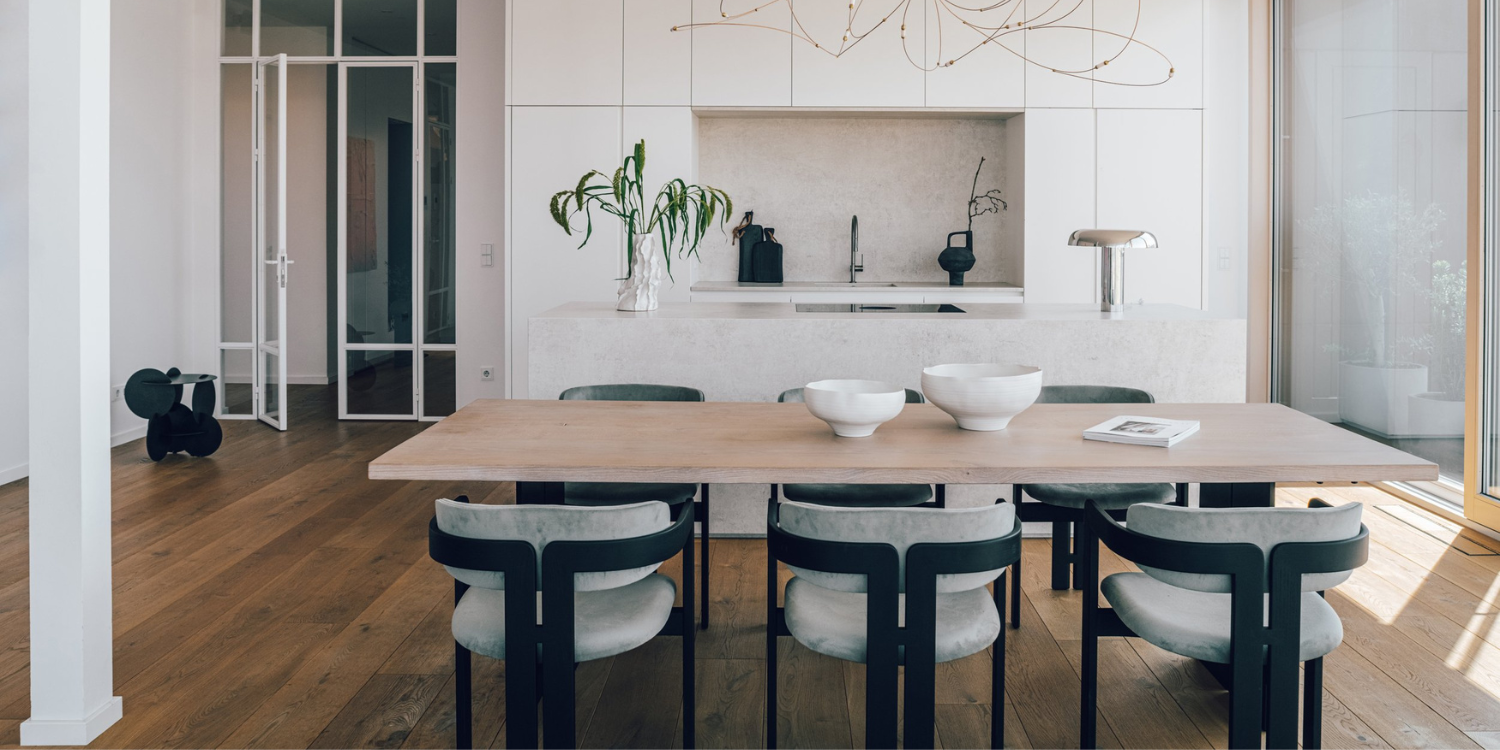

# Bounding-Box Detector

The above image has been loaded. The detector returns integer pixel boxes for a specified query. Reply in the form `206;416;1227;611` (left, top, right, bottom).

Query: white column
22;0;122;745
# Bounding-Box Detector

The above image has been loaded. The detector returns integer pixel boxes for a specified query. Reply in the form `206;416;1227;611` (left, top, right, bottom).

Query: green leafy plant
549;140;733;280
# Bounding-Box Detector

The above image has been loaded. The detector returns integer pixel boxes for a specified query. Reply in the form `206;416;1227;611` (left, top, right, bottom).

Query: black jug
732;211;762;283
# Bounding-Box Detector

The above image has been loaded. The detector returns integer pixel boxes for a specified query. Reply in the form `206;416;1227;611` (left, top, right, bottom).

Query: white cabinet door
624;106;699;303
1097;109;1203;310
790;1;924;107
1092;0;1204;109
1023;109;1097;304
510;0;623;106
1025;0;1093;108
625;0;692;105
691;0;792;106
509;107;623;398
923;0;1025;108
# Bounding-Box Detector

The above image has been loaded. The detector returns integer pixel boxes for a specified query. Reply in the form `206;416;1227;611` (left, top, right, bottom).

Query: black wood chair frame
428;498;697;749
518;480;711;630
764;501;1021;750
1006;482;1188;628
1078;498;1369;750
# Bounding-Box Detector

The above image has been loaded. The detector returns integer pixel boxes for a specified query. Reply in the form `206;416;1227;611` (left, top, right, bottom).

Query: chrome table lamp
1067;229;1158;313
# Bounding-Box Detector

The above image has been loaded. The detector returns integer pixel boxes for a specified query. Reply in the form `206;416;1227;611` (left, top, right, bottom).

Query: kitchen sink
811;282;901;287
795;304;966;314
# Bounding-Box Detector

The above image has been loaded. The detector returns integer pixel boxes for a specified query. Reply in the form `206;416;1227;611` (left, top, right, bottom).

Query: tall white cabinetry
506;0;1233;398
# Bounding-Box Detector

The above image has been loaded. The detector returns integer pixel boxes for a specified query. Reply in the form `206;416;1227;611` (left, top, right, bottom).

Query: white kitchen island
528;300;1247;533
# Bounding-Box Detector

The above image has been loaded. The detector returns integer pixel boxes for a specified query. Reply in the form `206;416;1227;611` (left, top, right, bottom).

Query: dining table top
367;399;1439;486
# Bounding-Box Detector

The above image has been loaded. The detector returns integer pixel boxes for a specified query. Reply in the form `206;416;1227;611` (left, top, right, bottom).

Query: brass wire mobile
672;0;1175;87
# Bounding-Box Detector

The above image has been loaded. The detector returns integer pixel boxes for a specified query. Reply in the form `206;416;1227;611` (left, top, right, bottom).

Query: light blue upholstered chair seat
767;500;1021;749
563;482;698;506
452;575;677;662
1100;574;1342;663
1020;481;1175;510
784;579;999;664
779;501;1013;665
1082;500;1367;749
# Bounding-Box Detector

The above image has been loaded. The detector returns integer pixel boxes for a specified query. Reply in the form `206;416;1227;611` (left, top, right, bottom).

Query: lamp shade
1066;230;1158;249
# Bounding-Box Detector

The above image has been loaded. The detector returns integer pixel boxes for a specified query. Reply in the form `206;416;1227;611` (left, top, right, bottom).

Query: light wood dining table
369;398;1437;748
369;399;1438;505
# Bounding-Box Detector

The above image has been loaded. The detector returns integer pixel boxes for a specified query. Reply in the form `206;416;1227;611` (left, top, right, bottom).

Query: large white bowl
921;364;1043;431
802;379;908;438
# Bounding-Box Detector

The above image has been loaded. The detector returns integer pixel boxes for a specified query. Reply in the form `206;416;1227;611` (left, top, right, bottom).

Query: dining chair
774;387;944;508
428;496;697;750
1006;384;1187;628
1078;498;1367;750
559;383;711;629
766;500;1021;749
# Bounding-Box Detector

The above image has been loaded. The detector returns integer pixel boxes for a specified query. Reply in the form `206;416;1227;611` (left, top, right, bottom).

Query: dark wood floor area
1;385;1500;748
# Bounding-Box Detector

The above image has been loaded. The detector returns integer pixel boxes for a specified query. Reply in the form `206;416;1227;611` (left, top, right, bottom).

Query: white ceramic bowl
921;364;1043;431
802;379;908;438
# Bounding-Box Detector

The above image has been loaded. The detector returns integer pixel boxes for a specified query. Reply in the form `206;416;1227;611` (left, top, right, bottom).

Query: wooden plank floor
1;385;1499;748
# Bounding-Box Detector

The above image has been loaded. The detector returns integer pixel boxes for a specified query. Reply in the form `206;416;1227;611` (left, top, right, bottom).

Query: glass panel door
340;63;418;419
1274;1;1470;494
1474;1;1500;531
256;54;290;430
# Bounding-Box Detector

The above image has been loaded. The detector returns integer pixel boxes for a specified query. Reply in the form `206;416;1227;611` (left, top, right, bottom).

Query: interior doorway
216;0;458;428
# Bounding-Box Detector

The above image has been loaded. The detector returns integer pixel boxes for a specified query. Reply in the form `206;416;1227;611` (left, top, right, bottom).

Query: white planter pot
616;234;664;312
1337;361;1429;437
1407;392;1464;438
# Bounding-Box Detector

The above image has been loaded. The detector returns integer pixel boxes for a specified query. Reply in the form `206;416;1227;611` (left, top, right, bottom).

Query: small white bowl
921;364;1043;431
802;379;908;438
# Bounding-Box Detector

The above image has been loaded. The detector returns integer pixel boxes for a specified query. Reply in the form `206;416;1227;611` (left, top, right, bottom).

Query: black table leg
515;481;563;505
1199;482;1276;508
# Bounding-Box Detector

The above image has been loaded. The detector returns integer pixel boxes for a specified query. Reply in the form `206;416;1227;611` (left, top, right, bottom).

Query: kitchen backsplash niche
695;114;1024;285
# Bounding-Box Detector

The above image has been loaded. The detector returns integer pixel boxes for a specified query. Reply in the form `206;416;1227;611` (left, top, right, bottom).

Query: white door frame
255;53;290;430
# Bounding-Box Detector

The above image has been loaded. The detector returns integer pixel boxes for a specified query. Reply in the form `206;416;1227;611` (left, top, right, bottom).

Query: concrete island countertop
690;280;1023;293
534;300;1235;322
527;300;1248;533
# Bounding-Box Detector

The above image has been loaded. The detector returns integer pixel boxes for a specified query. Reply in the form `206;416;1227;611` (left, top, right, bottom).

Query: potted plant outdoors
1407;259;1466;437
1303;190;1443;437
550;140;733;312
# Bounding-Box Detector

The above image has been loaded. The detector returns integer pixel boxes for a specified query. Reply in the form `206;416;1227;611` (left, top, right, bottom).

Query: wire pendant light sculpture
672;0;1175;87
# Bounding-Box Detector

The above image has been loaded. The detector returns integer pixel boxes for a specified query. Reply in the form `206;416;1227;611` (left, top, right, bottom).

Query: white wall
505;0;1251;398
0;0;210;485
109;0;201;440
0;0;30;484
454;0;508;409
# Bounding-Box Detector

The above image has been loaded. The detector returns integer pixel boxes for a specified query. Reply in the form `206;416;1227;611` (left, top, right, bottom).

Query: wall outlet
111;384;125;402
480;367;495;382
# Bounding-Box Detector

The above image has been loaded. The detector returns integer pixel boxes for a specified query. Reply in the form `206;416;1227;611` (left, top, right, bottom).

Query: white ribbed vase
617;234;664;312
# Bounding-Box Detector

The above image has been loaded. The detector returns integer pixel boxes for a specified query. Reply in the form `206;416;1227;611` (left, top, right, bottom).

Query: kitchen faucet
850;215;863;283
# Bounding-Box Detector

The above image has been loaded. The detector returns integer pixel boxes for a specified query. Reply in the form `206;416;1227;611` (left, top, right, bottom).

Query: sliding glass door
1473;0;1500;529
1273;1;1470;497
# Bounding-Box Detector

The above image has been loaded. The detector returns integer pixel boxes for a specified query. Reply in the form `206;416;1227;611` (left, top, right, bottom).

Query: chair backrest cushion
1125;502;1363;593
435;499;670;592
778;387;925;404
779;501;1015;594
1035;385;1154;404
560;384;706;402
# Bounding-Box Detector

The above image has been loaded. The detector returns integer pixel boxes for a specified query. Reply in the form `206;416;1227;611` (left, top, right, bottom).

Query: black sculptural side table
124;367;224;461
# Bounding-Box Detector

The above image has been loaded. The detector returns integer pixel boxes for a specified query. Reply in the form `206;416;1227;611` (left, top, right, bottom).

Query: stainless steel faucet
850;215;863;282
